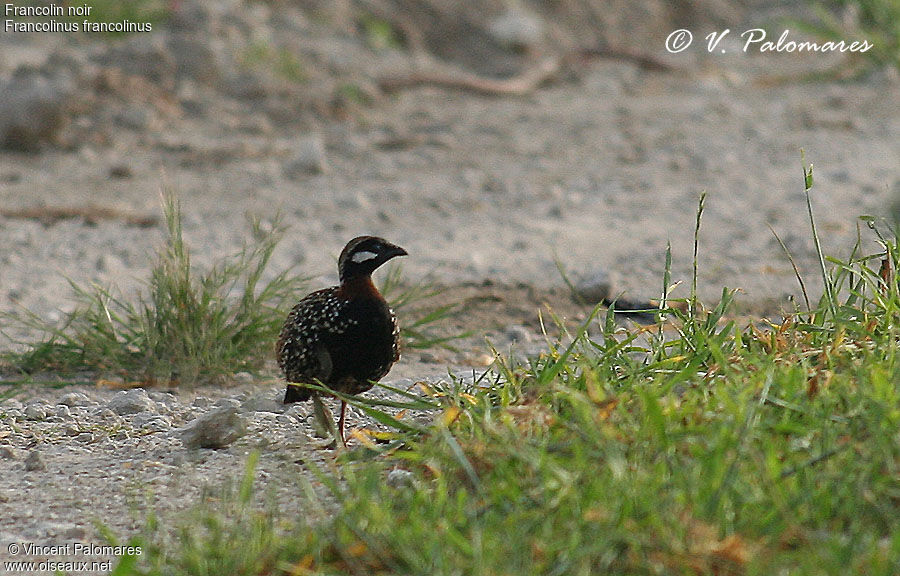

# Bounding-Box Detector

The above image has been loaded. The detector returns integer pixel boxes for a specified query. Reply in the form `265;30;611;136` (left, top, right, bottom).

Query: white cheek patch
351;250;378;263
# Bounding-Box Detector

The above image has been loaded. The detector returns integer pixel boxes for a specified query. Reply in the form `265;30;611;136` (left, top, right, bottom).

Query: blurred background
1;0;898;322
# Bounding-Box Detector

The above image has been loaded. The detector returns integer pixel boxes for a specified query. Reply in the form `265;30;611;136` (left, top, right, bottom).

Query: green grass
108;161;900;574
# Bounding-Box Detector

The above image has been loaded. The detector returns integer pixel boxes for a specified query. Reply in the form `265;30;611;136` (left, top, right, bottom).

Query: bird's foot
310;394;342;449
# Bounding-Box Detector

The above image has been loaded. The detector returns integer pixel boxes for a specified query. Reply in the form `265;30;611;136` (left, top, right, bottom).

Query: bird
276;236;407;445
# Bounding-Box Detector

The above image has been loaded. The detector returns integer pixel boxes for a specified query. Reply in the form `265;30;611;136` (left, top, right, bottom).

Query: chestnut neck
337;274;382;301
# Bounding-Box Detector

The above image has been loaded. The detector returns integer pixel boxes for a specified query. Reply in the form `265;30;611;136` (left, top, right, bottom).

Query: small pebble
192;397;212;409
282;135;327;178
386;468;414;489
241;391;285;414
488;8;545;50
25;450;45;471
24;404;48;421
574;269;615;303
275;412;300;427
109;164;133;179
62;525;87;539
133;413;172;433
179;405;248;449
148;391;175;402
107;388;157;415
59;392;92;407
505;324;533;344
93;408;124;424
0;66;73;151
215;398;242;410
114;106;150;130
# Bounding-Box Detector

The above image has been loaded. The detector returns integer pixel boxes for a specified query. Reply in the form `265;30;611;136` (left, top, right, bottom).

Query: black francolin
276;236;407;444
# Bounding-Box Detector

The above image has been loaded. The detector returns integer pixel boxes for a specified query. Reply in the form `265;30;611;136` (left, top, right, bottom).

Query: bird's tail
284;384;312;403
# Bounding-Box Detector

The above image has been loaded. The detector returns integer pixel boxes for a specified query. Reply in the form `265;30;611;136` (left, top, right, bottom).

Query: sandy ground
0;0;898;562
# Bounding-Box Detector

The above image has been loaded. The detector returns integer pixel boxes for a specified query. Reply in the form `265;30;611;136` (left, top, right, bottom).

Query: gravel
0;378;446;544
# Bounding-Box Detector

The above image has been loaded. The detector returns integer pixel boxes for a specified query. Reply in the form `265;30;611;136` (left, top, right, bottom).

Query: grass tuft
1;188;308;385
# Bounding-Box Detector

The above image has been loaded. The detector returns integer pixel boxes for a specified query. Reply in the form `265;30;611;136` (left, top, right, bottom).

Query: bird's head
338;236;408;282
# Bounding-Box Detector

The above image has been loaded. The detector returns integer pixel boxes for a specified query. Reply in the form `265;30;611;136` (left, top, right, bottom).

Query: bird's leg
311;393;338;446
337;400;348;447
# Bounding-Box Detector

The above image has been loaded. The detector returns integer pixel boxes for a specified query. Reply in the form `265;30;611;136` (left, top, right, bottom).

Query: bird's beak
385;243;408;259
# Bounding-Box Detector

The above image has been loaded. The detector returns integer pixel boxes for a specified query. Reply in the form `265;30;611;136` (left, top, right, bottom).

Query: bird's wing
391;310;401;363
276;288;342;383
